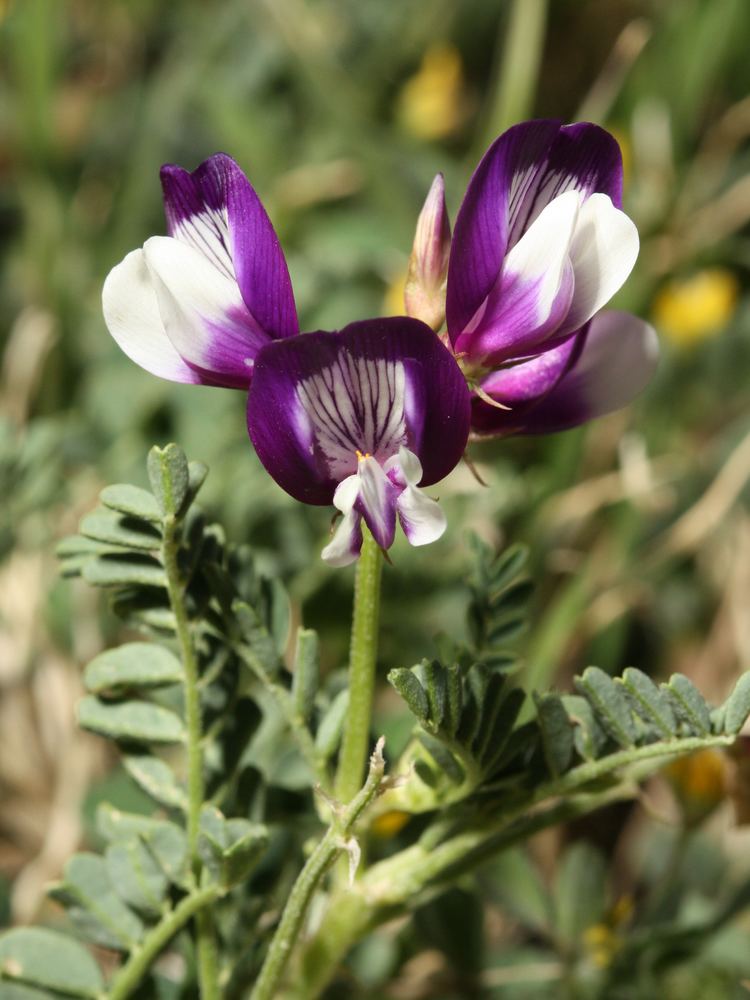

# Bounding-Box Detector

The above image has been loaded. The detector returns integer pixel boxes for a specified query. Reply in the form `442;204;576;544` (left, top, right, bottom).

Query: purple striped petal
447;120;624;346
161;153;298;343
473;311;658;436
447;120;560;341
506;121;624;247
246;317;471;506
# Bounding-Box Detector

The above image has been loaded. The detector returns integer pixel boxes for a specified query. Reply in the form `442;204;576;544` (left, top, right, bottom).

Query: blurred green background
2;0;750;995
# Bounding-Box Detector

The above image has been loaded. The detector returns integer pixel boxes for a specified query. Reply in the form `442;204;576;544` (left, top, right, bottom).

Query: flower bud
404;174;451;331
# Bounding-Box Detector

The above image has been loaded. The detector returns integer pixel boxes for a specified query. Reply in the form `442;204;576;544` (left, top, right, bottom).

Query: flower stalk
335;527;383;803
250;738;387;1000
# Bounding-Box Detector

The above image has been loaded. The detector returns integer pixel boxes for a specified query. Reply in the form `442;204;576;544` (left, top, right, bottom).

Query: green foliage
387;543;750;816
0;928;104;998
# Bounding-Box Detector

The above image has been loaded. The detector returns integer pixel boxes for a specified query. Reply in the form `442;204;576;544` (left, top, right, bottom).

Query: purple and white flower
445;119;659;435
102;157;471;565
103;153;298;388
246;318;471;566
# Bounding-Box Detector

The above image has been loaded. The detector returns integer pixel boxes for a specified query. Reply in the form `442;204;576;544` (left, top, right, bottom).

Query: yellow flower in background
395;44;467;141
583;923;619;969
371;809;411;838
582;894;634;969
665;747;729;826
652;269;739;347
382;268;407;317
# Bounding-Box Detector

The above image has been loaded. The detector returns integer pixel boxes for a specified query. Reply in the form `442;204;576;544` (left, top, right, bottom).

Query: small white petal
332;474;360;514
396;446;423;487
397;487;446;547
562;193;639;333
102;249;200;383
321;510;362;567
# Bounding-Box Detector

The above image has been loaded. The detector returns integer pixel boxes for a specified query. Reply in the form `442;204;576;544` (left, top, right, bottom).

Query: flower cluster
103;121;657;564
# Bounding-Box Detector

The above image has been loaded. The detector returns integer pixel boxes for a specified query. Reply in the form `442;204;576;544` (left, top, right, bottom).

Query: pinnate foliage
2;449;750;999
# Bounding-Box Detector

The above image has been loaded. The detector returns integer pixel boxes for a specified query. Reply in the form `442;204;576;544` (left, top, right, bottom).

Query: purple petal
446;120;561;342
474;311;658;436
470;331;584;435
446;120;624;345
161;153;298;343
453;190;578;364
246;317;471;506
506;121;624;246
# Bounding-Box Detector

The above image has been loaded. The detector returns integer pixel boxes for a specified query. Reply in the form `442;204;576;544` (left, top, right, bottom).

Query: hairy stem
335;528;383;803
162;515;203;862
108;887;220;1000
250;739;387;1000
162;499;219;998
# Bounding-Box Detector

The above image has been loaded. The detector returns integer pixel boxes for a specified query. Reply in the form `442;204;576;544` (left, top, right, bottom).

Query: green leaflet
122;753;188;811
97;803;188;886
575;666;637;747
292;627;320;725
665;674;712;735
48;853;143;952
619;667;677;738
80;508;162;551
83;642;183;694
722;672;750;735
100;482;162;523
81;555;167;589
198;806;269;888
535;692;575;777
105;840;169;917
147;444;190;517
78;696;185;744
0;928;104;998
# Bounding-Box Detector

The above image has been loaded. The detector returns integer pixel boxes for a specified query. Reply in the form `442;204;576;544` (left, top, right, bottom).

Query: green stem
162;513;219;998
335;528;383;803
196;908;221;1000
109;887;220;1000
162;516;203;862
250;740;387;1000
478;0;548;150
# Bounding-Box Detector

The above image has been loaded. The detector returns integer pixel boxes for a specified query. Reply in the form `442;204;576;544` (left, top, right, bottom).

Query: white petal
102;249;200;383
332;474;360;514
397;487;446;547
143;236;265;385
384;445;423;487
562;193;639;333
468;190;580;361
501;188;580;321
321;509;362;567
